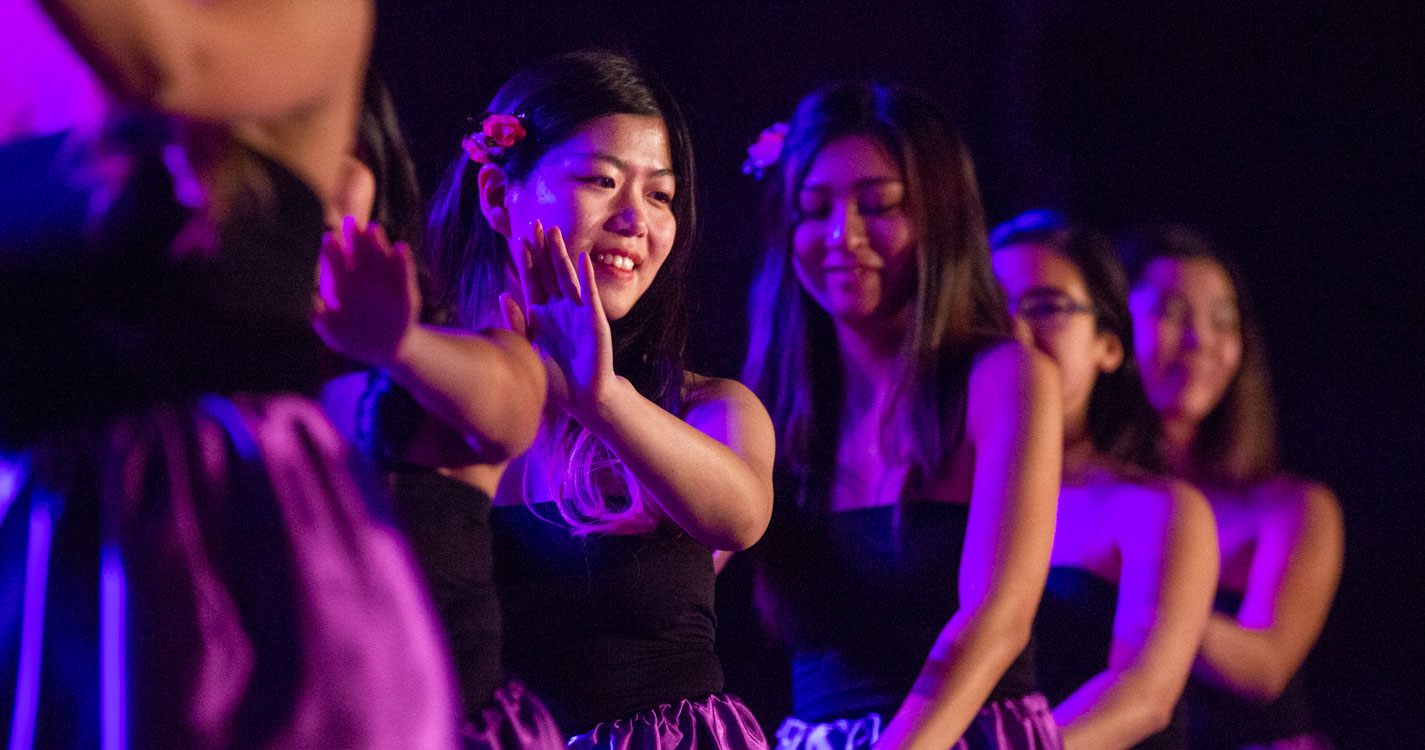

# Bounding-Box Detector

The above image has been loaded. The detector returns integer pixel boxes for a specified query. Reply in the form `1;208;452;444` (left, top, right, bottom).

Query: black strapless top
491;503;723;735
1184;589;1317;749
759;501;1038;723
0;126;327;451
389;466;503;715
1034;566;1188;750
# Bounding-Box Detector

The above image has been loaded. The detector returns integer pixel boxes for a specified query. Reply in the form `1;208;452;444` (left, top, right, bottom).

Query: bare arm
1193;481;1343;701
315;221;546;464
386;326;546;465
513;228;774;551
39;0;373;199
1054;483;1219;750
583;374;776;551
876;342;1061;750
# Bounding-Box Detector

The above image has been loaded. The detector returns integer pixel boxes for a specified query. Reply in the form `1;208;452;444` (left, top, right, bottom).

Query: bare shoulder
1255;475;1343;539
1110;476;1216;546
681;371;770;418
967;339;1058;409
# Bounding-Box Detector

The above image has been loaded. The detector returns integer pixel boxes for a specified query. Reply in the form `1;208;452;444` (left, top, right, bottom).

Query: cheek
792;223;823;263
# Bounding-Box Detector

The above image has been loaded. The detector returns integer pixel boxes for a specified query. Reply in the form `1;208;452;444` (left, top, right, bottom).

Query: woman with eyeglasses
1118;226;1342;750
989;212;1219;750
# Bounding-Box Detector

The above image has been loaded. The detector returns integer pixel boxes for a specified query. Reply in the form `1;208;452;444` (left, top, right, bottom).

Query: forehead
1139;256;1236;304
542;113;672;170
992;243;1088;300
800;135;902;187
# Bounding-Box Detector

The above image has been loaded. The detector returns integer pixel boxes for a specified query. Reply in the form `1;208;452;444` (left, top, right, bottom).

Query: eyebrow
573;152;675;179
1020;285;1073;298
800;178;903;191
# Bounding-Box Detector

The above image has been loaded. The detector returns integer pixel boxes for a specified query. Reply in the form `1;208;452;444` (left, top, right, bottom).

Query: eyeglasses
1013;291;1092;328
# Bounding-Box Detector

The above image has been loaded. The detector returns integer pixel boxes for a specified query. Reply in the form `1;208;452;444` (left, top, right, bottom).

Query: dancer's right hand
313;215;421;367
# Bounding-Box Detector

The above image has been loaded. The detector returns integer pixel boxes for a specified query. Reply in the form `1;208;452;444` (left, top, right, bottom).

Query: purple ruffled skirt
4;394;460;748
774;693;1061;750
566;693;771;750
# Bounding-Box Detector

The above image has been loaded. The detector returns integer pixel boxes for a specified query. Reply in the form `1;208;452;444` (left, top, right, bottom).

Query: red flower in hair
742;122;789;178
462;113;529;164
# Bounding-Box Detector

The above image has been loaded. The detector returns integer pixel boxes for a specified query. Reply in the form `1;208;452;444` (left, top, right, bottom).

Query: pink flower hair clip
742;122;789;179
462;112;529;164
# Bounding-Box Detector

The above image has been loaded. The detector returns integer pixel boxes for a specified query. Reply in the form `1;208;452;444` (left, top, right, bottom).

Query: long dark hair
989;210;1164;472
423;50;697;532
743;81;1010;512
1117;224;1278;486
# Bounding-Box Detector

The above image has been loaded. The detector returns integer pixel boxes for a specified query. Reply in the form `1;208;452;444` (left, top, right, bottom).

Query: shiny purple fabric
1241;735;1334;750
21;394;460;748
566;693;771;750
463;680;564;750
774;693;1061;750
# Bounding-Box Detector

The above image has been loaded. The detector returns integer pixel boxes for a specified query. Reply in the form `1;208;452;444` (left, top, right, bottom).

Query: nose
606;190;648;238
827;201;867;251
1180;315;1207;351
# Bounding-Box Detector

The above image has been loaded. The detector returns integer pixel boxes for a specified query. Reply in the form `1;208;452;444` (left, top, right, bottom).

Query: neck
834;319;903;414
233;76;361;211
1061;423;1103;485
1161;416;1198;476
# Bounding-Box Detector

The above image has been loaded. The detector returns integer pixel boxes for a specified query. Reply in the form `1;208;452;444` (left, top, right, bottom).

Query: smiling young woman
322;50;775;750
742;81;1062;750
1118;226;1343;750
990;212;1219;750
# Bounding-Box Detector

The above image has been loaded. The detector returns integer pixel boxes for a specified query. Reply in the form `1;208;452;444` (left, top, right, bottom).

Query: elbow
1139;691;1179;736
978;601;1036;658
1245;669;1291;703
714;501;771;552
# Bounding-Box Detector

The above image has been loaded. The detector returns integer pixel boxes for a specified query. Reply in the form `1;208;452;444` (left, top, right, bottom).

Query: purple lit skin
1127;258;1242;435
790;136;1061;750
993;241;1218;748
10;487;54;750
101;540;128;750
1128;256;1344;707
0;0;106;142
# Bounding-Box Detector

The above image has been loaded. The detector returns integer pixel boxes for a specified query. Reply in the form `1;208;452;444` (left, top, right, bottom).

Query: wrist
576;375;636;435
383;322;426;372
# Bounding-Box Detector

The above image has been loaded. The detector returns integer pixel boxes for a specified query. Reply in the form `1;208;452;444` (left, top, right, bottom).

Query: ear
1096;331;1126;375
476;163;514;238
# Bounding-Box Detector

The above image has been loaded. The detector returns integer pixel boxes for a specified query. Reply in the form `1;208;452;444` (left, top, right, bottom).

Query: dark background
373;2;1424;745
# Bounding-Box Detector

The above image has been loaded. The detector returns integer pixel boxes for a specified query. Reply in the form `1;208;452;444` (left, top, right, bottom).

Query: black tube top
759;501;1038;723
0;127;327;451
491;503;723;734
1185;589;1318;749
1034;566;1187;749
389;466;503;715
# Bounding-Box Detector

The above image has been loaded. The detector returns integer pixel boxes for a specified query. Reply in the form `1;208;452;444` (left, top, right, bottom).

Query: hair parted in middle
989;209;1166;473
422;49;698;534
743;80;1011;512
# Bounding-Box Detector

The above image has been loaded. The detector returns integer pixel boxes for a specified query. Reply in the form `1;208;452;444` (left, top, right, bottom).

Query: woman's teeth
593;253;635;271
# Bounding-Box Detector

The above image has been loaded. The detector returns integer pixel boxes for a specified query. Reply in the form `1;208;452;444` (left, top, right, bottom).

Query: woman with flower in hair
742;81;1062;750
314;74;561;750
1118;226;1343;750
324;50;775;750
989;211;1219;750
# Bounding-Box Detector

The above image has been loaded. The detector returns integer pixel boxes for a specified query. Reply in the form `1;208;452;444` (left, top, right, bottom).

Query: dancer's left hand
504;221;619;423
312;216;420;367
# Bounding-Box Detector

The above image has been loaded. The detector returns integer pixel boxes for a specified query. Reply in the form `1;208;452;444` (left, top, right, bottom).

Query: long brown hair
743;81;1010;511
422;50;697;533
1117;224;1279;486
